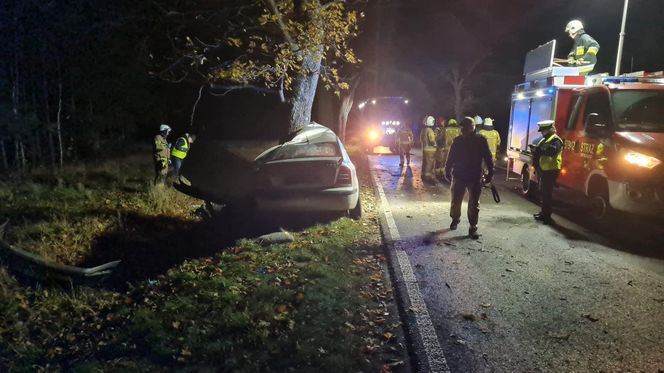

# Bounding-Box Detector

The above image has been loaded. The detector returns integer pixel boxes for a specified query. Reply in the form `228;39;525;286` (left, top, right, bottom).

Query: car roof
287;123;338;145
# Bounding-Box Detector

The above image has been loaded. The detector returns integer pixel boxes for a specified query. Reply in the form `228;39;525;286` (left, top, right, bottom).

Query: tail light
336;165;352;186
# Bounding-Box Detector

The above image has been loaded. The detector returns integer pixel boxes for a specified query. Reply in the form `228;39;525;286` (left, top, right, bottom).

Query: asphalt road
369;149;664;373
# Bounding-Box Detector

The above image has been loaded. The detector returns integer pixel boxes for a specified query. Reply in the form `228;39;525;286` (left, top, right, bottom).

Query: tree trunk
0;141;8;170
287;48;322;135
337;75;360;142
56;76;64;168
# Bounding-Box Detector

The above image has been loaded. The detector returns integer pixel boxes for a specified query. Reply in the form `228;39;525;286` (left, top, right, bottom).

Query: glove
160;159;167;168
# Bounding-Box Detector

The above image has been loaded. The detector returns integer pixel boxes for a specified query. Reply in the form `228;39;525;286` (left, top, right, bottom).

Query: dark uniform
445;118;494;238
533;121;564;223
568;30;600;74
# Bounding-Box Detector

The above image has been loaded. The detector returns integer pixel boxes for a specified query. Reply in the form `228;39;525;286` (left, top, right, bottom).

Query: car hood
615;132;664;155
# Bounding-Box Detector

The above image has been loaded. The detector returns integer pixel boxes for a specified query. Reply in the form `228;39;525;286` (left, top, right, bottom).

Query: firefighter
420;116;437;183
473;115;483;133
396;125;414;166
533;120;563;224
433;118;446;179
444;117;494;239
171;133;196;177
442;118;461;169
478;118;501;163
565;19;600;75
153;124;171;185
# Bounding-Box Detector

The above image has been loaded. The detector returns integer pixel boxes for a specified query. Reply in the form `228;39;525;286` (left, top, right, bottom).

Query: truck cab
355;96;411;154
507;73;664;219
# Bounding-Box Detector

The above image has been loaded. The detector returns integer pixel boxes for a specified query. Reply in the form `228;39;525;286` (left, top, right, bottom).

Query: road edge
368;157;451;373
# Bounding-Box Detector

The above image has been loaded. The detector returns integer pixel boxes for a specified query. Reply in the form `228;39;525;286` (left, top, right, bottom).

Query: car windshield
262;142;340;161
612;90;664;132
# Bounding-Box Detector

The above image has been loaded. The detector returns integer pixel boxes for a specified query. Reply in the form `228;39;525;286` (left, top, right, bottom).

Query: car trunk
257;157;341;191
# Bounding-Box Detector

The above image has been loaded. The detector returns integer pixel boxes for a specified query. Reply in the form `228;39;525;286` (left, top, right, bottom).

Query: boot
468;226;479;239
450;219;460;230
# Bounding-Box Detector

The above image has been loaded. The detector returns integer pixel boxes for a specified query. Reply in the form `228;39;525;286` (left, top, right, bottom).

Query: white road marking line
370;161;451;373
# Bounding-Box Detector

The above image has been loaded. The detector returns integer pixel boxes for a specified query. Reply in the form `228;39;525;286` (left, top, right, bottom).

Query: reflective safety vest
171;137;190;159
537;134;563;171
479;129;501;159
444;126;461;149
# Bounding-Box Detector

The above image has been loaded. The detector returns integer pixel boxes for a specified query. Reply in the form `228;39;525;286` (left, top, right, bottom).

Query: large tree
152;0;361;134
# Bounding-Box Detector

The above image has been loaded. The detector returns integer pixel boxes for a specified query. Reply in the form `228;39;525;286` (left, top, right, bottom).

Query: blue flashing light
547;88;555;94
604;77;639;83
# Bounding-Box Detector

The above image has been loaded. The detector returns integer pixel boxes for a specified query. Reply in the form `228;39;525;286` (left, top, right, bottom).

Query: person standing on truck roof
153;124;171;185
565;19;600;75
479;118;501;163
396;125;414;166
445;117;494;239
420;116;437;183
433;118;447;180
533;120;564;224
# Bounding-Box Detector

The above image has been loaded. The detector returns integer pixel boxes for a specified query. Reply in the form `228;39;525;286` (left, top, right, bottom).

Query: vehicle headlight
623;150;661;169
368;130;380;140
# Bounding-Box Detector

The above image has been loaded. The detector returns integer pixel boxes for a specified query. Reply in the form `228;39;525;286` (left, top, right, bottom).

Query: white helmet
483;118;493;127
565;20;584;34
473;115;483;125
424;116;435;127
159;124;171;133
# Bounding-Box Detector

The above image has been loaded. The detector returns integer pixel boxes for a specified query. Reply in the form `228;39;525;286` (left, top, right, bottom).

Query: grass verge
0;145;407;372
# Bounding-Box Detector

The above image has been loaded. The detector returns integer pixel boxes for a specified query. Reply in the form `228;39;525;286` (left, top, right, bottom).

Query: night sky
349;0;664;137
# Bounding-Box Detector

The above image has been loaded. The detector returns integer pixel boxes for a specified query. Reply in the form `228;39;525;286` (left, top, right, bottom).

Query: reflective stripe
538;134;563;171
587;47;599;55
576;46;585;56
579;64;595;73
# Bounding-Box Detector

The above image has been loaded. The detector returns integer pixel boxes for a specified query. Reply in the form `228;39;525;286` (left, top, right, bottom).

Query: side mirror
585;113;608;136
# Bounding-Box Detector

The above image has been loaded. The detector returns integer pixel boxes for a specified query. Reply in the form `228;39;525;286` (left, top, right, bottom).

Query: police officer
420;116;437;183
171;133;196;177
445;117;494;239
565;19;600;75
153;124;171;185
396;125;414;166
478;118;501;163
533;120;563;224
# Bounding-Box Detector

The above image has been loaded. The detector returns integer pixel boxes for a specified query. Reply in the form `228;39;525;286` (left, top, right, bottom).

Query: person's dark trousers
539;170;560;217
171;157;183;177
450;178;482;226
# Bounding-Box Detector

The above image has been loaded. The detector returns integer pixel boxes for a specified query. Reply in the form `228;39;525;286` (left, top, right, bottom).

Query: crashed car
252;123;361;217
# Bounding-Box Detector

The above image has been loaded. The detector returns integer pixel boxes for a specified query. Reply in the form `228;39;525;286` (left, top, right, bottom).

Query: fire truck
507;41;664;219
355;96;411;154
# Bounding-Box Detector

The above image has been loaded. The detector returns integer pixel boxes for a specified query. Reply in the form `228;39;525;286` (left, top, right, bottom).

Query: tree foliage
151;0;362;132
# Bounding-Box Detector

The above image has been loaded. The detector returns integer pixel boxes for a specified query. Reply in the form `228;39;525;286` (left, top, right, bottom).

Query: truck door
562;87;612;191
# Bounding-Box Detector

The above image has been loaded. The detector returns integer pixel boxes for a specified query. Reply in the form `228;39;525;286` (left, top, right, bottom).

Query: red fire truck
507;42;664;219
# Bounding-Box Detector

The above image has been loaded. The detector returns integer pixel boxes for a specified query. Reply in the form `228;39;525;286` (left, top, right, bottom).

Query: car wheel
348;194;362;220
521;166;537;198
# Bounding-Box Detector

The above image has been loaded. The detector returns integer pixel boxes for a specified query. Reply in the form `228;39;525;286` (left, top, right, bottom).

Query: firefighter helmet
424;116;435;127
448;118;458;126
483;118;493;127
474;115;483;125
159;124;171;133
565;20;584;34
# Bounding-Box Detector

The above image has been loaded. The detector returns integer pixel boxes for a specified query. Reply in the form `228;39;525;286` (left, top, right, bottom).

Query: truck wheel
588;179;613;222
521;166;537;198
